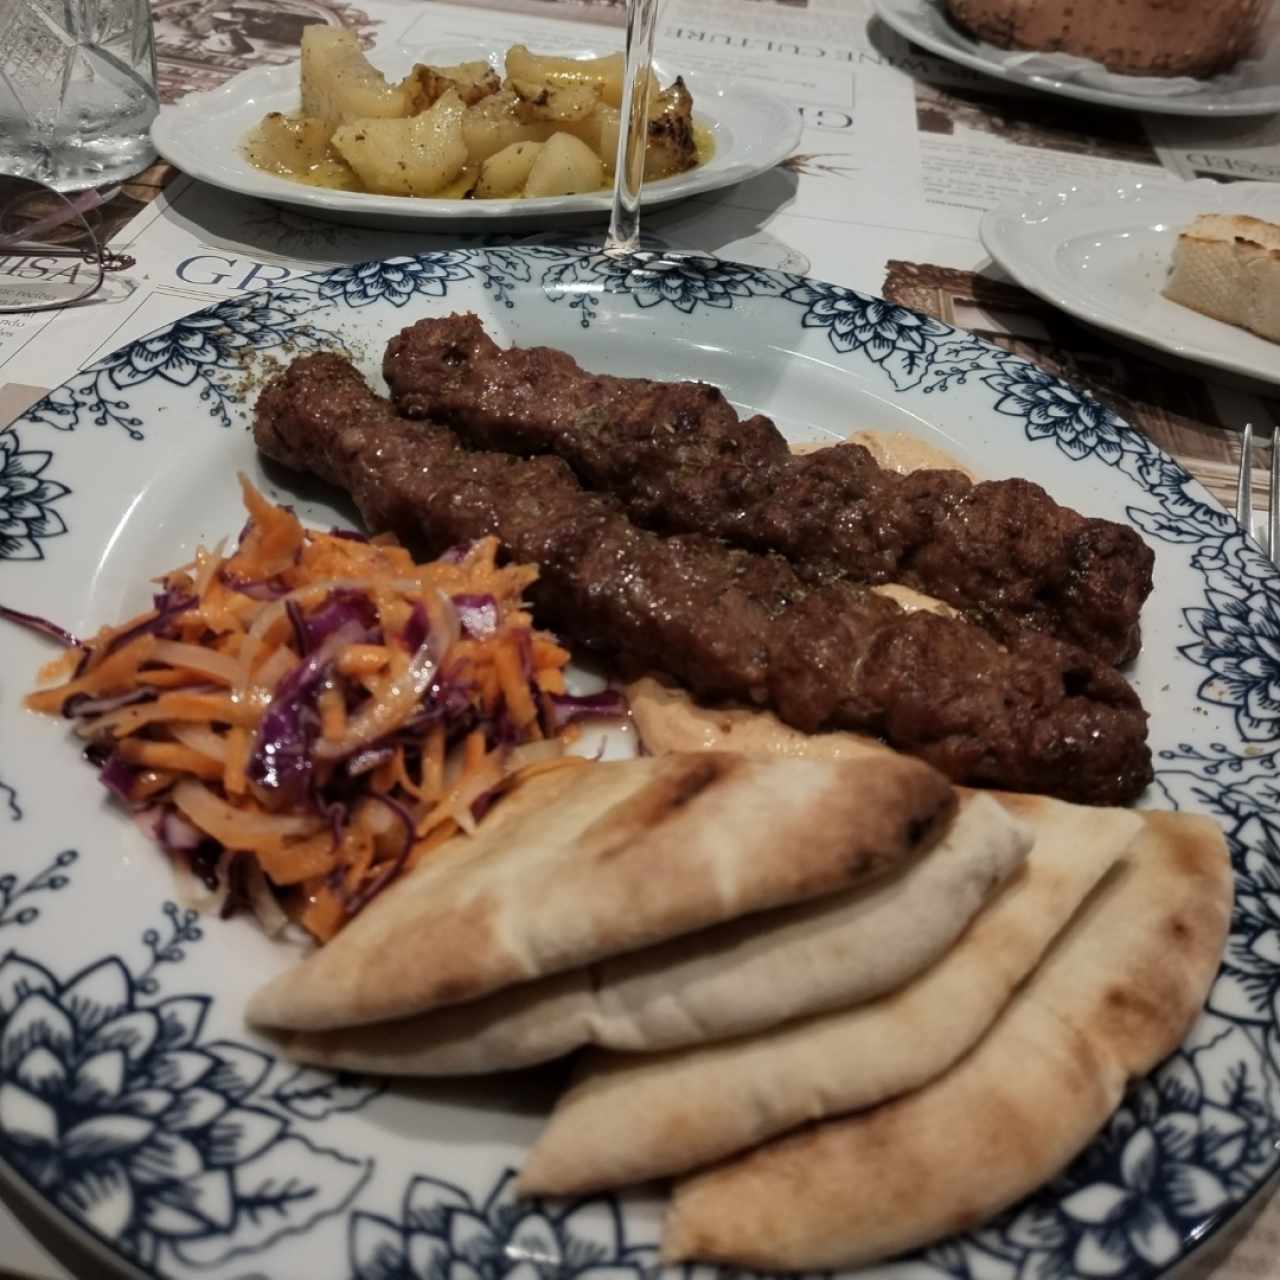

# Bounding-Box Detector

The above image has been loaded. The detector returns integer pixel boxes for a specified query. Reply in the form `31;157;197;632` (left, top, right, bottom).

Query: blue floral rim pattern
3;245;1279;1280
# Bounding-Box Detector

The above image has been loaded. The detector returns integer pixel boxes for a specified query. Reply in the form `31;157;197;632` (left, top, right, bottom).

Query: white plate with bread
981;177;1280;385
874;0;1280;116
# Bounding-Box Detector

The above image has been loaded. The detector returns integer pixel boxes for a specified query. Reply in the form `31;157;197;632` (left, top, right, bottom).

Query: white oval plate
980;177;1280;385
2;247;1280;1280
873;0;1280;116
151;43;801;232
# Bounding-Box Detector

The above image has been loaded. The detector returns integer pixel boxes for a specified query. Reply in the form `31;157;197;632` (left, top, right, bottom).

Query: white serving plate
2;247;1279;1279
151;43;801;231
873;0;1280;116
981;177;1280;385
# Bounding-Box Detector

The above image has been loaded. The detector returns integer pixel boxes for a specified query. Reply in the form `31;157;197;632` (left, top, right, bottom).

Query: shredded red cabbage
285;598;308;657
103;593;195;658
138;804;205;854
301;589;379;652
488;706;520;749
248;624;362;806
471;787;500;824
100;754;140;803
330;528;369;543
0;602;80;647
401;601;428;653
219;853;251;920
159;808;203;852
453;593;499;638
546;689;628;731
515;627;533;680
396;678;474;737
63;687;156;720
220;569;290;601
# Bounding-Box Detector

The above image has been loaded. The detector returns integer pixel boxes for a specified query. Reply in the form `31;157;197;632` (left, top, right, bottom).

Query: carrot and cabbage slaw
18;477;624;942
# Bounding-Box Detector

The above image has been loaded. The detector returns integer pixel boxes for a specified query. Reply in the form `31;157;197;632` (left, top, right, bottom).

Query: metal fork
1235;422;1280;564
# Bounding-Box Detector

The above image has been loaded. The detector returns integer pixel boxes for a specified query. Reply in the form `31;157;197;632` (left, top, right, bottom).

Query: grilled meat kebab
383;314;1153;666
254;353;1152;804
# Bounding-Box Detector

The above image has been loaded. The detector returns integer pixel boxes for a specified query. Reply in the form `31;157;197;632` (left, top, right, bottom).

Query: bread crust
1164;213;1280;344
944;0;1271;78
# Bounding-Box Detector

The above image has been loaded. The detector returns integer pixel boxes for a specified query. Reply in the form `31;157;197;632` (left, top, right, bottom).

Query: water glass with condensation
0;0;159;191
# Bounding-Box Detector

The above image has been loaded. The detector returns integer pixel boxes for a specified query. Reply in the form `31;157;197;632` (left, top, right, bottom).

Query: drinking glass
605;0;661;253
0;0;160;192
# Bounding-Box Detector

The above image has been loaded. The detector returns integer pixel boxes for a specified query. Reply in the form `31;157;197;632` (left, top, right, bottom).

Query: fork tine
1237;422;1254;536
1270;432;1279;564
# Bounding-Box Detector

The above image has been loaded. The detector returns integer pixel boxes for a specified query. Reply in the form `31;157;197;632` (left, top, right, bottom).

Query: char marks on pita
271;790;1028;1076
661;811;1232;1272
516;791;1135;1195
246;750;953;1033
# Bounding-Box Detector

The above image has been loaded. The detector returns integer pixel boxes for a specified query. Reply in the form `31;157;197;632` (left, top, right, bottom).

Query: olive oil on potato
244;112;714;199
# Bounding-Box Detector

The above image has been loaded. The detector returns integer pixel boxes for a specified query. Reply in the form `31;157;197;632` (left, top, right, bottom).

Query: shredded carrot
318;687;346;742
535;667;566;695
299;882;347;942
494;636;539;733
257;832;339;886
336;645;389;677
463;728;486;772
423;724;446;799
406;818;461;870
27;635;159;713
390;748;426;802
132;770;176;801
223;726;251;797
116;739;225;781
39;649;80;683
27;475;600;944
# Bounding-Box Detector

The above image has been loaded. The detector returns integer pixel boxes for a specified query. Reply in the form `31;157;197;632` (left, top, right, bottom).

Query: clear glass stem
605;0;661;254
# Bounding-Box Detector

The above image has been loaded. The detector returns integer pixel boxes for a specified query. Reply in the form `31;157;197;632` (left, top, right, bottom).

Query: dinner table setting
3;0;1280;1278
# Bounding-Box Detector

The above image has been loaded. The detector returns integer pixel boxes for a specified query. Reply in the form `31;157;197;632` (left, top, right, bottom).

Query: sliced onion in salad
22;479;611;944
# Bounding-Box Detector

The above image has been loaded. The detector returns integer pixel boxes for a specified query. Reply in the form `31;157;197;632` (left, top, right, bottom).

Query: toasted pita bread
627;675;893;762
662;811;1232;1271
247;751;952;1032
271;790;1027;1074
517;792;1137;1194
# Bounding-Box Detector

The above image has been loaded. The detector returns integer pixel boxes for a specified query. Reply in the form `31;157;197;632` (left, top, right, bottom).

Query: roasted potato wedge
403;60;501;111
509;76;601;122
462;89;556;163
331;88;468;196
645;76;698;180
474;140;544;198
522;131;605;197
505;45;655;108
250;39;699;199
246;112;334;175
300;26;408;126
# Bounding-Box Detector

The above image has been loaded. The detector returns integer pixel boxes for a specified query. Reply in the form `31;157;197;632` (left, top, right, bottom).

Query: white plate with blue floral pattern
151;44;801;232
2;245;1278;1280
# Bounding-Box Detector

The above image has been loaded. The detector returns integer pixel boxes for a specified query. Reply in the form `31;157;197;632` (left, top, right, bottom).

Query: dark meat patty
383;313;1153;665
253;352;1152;805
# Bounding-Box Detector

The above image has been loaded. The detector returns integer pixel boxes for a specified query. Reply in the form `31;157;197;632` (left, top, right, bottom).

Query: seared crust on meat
253;352;1152;803
383;313;1153;665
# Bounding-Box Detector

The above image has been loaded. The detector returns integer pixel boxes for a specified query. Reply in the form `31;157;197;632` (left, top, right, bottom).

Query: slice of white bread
1163;213;1280;344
